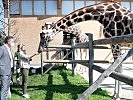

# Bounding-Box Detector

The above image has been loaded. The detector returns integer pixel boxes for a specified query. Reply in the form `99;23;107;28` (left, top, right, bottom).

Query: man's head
4;36;14;48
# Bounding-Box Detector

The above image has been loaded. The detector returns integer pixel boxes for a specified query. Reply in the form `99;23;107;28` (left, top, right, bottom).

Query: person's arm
19;51;29;60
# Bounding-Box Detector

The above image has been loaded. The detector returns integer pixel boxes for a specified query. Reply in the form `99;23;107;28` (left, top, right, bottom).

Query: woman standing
19;45;31;98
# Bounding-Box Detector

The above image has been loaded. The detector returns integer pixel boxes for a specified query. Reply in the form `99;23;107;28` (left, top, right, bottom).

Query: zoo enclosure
41;33;133;99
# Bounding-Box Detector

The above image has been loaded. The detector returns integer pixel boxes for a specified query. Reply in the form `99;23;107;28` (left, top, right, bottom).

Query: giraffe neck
51;1;133;39
52;25;88;42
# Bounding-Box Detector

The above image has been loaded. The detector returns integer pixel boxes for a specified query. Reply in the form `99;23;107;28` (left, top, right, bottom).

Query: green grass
9;67;111;100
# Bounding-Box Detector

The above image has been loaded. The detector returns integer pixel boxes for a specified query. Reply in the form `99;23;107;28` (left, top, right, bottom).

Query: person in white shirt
19;45;31;99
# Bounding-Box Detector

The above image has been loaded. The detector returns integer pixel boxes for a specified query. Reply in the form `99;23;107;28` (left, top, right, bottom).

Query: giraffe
38;1;133;99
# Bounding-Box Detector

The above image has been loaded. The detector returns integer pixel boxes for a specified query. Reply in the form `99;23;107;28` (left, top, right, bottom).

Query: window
22;1;32;15
96;1;102;4
131;2;133;10
75;1;84;10
86;0;95;6
62;0;74;15
34;1;45;15
10;1;20;15
9;0;133;16
46;0;57;15
121;2;130;10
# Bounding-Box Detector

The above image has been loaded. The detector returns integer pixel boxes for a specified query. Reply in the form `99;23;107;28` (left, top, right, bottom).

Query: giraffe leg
111;44;123;99
75;49;82;73
113;64;122;100
76;48;87;74
83;49;88;72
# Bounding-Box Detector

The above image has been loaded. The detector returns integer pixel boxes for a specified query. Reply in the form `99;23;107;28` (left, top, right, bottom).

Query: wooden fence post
41;52;43;75
71;37;76;75
87;33;94;85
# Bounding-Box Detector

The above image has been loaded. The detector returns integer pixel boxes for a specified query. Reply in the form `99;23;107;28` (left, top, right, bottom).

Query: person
19;45;31;98
14;44;21;85
0;36;14;100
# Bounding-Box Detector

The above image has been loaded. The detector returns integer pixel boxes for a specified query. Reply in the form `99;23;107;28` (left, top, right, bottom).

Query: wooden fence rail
43;60;109;63
93;34;133;45
75;34;133;48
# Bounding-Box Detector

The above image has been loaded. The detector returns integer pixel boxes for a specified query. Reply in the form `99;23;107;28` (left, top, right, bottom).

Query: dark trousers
0;73;11;100
21;68;29;94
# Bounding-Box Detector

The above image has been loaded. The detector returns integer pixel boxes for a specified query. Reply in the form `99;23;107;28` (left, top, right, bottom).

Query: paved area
76;63;133;100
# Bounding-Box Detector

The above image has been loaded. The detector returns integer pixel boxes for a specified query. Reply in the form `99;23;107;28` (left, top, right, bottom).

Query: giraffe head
38;29;55;53
38;24;90;53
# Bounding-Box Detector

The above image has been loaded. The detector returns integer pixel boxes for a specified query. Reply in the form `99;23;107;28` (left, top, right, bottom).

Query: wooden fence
42;33;133;100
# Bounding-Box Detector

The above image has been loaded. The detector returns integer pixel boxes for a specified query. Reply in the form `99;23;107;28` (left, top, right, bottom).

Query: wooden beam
46;45;71;48
88;34;94;85
79;63;133;86
75;34;133;48
57;0;62;9
46;44;109;49
93;64;133;86
43;60;109;63
93;34;133;45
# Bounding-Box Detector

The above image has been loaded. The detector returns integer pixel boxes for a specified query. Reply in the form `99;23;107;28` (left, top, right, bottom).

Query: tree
0;1;5;45
0;0;20;45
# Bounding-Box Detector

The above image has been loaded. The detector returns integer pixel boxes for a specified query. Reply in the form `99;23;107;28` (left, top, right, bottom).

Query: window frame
9;0;133;17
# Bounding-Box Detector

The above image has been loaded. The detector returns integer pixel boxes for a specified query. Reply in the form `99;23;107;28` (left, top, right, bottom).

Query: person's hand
29;58;32;61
